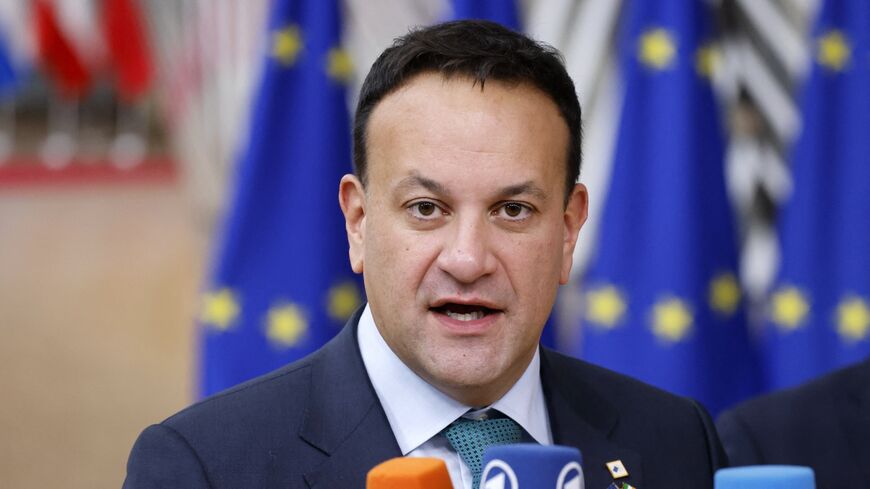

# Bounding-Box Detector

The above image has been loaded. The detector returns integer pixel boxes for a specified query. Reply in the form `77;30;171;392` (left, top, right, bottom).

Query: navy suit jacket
124;308;726;488
716;359;870;488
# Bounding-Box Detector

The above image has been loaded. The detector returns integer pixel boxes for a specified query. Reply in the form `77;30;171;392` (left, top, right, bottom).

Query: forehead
364;72;569;189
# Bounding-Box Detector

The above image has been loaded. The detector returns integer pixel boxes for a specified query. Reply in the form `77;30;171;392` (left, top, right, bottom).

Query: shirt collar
357;304;551;455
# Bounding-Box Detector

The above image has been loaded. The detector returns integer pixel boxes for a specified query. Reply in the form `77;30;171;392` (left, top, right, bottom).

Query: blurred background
1;0;867;487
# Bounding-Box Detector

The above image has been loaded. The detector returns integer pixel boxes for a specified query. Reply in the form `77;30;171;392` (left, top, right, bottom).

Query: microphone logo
480;459;519;489
556;461;584;489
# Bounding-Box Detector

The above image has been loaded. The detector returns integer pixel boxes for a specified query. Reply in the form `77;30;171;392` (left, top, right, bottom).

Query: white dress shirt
357;305;552;489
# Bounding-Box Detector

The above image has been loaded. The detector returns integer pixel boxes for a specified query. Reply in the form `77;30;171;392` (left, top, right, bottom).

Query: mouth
429;302;502;322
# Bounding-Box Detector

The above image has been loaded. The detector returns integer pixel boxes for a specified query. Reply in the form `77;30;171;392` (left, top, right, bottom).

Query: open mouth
430;303;500;322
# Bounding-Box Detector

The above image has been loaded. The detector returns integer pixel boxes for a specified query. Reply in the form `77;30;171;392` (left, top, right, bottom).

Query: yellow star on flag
266;303;308;347
651;297;693;342
836;296;870;342
272;25;303;66
769;286;810;331
327;281;362;321
200;288;240;331
817;30;850;72
695;44;720;79
327;47;353;83
638;28;677;70
709;272;741;316
584;286;627;329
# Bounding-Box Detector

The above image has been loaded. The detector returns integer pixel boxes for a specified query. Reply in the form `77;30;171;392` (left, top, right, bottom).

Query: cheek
504;224;565;280
364;214;438;292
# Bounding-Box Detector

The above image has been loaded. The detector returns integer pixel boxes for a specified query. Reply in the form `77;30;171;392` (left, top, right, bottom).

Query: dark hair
352;20;582;202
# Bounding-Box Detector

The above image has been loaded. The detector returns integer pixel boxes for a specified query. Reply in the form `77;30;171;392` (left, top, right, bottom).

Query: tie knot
444;415;522;488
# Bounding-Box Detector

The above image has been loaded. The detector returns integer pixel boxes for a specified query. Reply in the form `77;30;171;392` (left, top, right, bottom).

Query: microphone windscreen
366;457;454;489
715;466;815;489
481;444;584;489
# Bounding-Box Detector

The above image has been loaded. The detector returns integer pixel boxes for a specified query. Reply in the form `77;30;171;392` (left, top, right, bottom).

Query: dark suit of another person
124;308;726;489
716;358;870;488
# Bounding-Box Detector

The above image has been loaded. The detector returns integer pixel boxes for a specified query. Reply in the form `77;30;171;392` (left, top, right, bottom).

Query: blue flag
574;0;759;414
0;29;17;94
763;0;870;389
199;0;362;397
449;0;520;30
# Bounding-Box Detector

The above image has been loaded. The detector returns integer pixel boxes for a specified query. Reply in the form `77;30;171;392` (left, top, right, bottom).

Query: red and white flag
100;0;153;101
33;0;90;98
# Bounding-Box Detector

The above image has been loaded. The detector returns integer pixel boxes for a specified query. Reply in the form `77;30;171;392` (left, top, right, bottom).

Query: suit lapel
299;309;402;488
542;349;643;489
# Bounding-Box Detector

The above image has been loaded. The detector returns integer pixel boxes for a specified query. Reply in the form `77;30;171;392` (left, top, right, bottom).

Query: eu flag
449;0;520;30
763;0;870;389
199;0;362;397
574;0;759;414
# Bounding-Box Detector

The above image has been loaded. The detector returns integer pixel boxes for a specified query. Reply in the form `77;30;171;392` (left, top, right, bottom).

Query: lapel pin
606;483;636;489
606;460;629;479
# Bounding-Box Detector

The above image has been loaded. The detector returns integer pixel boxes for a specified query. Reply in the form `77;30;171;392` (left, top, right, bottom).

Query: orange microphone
366;457;454;489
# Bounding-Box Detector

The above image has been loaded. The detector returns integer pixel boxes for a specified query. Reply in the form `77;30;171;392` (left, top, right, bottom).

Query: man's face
340;73;587;405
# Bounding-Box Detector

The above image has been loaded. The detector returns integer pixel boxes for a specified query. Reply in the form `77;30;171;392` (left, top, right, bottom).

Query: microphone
366;457;454;489
715;466;815;489
480;444;584;489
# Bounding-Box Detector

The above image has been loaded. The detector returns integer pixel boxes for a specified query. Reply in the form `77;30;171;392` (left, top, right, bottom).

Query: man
717;358;870;488
124;21;725;489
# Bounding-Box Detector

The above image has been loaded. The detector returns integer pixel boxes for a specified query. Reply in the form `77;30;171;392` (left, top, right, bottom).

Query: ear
560;183;589;284
338;174;367;274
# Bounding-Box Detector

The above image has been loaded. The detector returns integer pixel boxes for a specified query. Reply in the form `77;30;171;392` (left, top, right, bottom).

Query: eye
408;200;444;219
493;202;533;221
504;202;524;217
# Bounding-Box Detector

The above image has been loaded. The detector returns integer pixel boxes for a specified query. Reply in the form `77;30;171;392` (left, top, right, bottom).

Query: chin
426;356;505;391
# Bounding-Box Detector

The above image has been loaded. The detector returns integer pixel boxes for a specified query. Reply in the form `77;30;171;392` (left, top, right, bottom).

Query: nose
436;214;497;284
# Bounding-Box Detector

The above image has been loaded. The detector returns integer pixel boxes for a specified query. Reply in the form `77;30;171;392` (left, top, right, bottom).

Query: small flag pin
606;483;636;489
606;460;629;479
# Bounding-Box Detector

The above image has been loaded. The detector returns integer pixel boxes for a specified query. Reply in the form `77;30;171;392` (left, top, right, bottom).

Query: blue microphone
479;444;584;489
715;466;815;489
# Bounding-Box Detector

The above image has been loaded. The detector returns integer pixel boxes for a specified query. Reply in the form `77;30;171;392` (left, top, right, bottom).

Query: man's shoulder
541;348;725;487
124;317;383;489
541;347;720;449
715;359;870;486
123;355;320;489
163;354;316;433
542;347;702;411
721;359;868;427
163;313;365;435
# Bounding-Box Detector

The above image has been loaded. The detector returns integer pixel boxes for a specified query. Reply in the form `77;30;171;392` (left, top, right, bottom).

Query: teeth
446;310;485;321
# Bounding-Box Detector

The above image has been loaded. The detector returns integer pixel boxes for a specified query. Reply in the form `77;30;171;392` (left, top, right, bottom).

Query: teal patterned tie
444;414;523;489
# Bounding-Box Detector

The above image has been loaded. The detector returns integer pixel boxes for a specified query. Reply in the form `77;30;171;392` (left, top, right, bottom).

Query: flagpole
0;95;14;163
111;99;147;170
41;95;78;169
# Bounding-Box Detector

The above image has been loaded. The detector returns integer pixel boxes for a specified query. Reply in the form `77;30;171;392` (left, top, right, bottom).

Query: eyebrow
394;172;549;203
496;181;548;202
394;172;451;197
